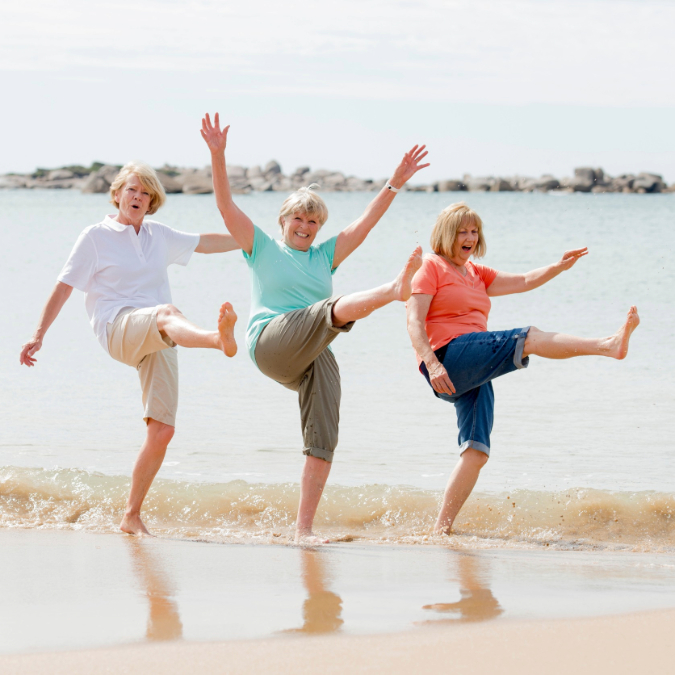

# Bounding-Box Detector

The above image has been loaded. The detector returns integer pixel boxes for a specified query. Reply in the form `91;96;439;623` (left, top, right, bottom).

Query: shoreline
2;607;674;674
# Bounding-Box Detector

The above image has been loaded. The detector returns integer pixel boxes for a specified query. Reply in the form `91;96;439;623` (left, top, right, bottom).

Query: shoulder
469;261;499;285
143;219;169;235
419;253;444;277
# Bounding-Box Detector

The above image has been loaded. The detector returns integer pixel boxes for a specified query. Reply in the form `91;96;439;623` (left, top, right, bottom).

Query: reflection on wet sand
285;548;343;634
421;551;503;625
126;539;183;642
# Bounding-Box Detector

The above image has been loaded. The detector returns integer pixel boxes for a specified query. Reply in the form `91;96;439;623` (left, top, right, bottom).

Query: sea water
1;190;673;548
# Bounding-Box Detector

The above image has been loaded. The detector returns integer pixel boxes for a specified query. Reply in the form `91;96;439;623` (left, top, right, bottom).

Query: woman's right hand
200;112;229;155
427;360;456;395
20;336;42;367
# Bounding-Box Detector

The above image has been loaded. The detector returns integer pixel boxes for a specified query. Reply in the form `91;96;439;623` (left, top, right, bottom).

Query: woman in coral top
407;203;640;535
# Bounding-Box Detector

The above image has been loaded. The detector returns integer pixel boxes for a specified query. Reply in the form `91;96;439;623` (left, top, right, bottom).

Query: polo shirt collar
103;214;147;232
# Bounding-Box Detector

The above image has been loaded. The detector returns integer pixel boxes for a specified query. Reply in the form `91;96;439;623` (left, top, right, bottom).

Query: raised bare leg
523;306;639;360
156;302;237;356
120;419;175;536
435;449;489;535
331;246;423;327
295;456;332;544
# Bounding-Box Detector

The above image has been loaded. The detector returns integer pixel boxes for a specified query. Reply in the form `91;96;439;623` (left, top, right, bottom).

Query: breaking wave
1;466;674;551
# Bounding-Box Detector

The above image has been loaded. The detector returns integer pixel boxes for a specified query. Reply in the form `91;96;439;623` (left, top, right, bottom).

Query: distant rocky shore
1;161;672;194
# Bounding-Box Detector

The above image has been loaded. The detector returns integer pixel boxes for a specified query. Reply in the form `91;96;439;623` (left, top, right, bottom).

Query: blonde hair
278;184;328;228
430;202;486;259
110;161;166;215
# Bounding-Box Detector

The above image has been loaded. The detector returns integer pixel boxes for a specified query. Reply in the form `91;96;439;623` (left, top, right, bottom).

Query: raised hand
20;337;42;367
558;247;588;271
200;112;230;155
389;145;430;188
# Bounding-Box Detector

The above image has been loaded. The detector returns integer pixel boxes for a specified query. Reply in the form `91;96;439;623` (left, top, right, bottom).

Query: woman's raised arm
487;247;588;297
20;281;73;367
332;145;429;268
201;113;255;255
407;293;456;396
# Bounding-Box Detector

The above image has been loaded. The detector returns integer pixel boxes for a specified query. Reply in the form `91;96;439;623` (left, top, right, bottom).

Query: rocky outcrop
81;165;122;193
0;163;671;195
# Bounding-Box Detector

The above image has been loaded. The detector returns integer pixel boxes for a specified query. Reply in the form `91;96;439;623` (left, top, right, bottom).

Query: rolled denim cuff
513;327;531;369
459;440;491;457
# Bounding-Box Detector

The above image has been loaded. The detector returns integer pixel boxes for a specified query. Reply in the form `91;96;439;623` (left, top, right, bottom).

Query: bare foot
294;530;330;545
217;302;238;357
120;513;152;536
433;525;452;536
609;305;640;360
393;246;423;302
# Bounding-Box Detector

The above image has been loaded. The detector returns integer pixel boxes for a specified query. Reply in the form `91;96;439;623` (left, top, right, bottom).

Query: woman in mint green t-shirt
201;112;429;543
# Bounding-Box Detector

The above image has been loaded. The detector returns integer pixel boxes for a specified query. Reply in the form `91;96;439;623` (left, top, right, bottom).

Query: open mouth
295;232;309;239
132;205;140;209
462;245;473;252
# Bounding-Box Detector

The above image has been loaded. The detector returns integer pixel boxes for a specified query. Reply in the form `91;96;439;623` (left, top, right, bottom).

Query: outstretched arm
487;247;588;297
201;113;255;255
195;233;241;254
20;281;73;367
407;293;456;396
332;145;430;268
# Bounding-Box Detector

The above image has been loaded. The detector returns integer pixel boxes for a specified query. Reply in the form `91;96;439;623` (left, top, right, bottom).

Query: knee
156;304;181;321
462;448;489;469
147;419;175;447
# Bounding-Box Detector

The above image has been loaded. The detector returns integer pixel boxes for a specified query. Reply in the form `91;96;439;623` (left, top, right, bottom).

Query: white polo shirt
58;214;200;353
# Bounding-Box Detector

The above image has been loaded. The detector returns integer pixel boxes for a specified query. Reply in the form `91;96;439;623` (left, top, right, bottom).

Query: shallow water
2;190;674;548
2;530;675;654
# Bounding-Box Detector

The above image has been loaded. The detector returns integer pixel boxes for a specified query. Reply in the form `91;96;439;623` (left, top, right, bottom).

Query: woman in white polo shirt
19;161;240;536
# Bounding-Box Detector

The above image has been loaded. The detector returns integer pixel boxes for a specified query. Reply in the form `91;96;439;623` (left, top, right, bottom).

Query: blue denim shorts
419;328;530;457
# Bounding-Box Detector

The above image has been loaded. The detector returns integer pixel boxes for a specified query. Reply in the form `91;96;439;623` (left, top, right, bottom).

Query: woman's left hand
388;145;430;189
558;247;588;271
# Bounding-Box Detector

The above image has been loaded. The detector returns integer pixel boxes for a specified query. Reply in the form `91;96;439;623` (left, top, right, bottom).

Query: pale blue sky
1;0;673;180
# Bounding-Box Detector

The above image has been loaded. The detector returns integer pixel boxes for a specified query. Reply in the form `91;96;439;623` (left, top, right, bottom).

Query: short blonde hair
110;161;166;215
278;184;328;228
430;202;486;259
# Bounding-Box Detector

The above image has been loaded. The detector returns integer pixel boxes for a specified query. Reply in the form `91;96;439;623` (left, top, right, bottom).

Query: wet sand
1;529;675;670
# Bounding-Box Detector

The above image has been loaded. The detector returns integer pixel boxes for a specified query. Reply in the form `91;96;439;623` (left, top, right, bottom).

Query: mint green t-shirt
243;225;338;367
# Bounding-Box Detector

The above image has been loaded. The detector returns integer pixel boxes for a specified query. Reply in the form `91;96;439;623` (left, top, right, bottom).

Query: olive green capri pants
254;297;354;463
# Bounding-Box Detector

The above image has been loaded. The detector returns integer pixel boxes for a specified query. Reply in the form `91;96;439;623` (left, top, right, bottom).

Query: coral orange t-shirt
411;254;498;361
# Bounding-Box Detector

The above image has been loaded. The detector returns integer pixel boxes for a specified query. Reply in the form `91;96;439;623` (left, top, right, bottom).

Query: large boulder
81;165;121;194
180;168;213;194
264;160;282;177
465;176;493;192
48;169;75;180
632;172;665;193
436;180;466;192
491;178;515;192
247;166;263;179
532;175;560;191
321;172;347;190
227;165;247;179
561;175;593;192
155;171;183;194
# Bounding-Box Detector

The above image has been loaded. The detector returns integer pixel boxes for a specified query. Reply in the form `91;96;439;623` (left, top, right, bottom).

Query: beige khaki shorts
107;307;178;427
254;297;353;463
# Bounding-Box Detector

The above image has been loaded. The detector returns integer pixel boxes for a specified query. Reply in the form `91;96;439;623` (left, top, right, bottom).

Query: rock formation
0;162;672;194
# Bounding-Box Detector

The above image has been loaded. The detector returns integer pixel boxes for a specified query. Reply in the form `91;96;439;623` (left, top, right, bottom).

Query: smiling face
281;211;321;251
114;175;152;225
451;221;480;264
